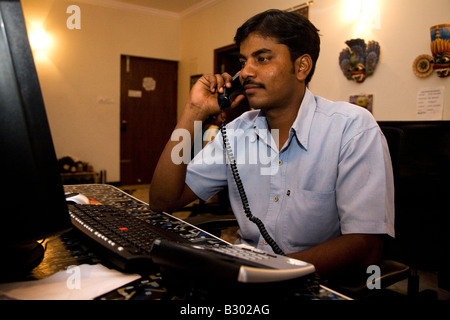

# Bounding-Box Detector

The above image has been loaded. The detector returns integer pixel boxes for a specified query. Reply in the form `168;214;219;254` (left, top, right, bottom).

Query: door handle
121;120;127;132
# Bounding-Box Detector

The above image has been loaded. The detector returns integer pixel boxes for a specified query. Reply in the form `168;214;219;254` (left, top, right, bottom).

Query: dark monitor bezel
0;0;71;255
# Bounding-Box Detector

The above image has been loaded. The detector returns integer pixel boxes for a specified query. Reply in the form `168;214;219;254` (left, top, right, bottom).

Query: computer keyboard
68;203;213;271
69;204;181;255
66;184;315;283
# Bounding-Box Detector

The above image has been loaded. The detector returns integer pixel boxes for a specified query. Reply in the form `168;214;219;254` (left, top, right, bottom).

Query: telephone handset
218;72;245;110
218;74;285;255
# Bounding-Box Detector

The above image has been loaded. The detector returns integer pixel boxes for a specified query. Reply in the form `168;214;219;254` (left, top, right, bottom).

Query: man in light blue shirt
150;9;394;279
187;88;394;253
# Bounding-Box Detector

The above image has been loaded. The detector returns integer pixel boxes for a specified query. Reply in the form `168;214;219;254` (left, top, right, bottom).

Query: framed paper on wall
350;94;373;113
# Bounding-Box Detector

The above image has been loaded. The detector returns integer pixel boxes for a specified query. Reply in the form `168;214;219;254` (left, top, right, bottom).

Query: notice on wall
128;89;142;98
416;87;444;120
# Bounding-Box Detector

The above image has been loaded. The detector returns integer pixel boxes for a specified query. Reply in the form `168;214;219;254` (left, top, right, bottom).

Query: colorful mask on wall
430;24;450;77
413;24;450;78
339;39;380;83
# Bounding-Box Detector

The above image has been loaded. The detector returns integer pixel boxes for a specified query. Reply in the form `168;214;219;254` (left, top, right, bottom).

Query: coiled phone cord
220;117;285;256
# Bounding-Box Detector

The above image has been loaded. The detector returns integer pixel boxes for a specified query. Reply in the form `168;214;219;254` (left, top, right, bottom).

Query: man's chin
246;96;266;110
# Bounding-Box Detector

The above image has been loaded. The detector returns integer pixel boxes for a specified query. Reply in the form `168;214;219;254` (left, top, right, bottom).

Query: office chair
181;126;418;299
173;190;236;238
177;115;236;222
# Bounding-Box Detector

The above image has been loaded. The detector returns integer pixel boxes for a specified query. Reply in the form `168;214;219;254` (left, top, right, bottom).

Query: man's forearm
149;105;206;211
287;234;384;279
149;73;241;211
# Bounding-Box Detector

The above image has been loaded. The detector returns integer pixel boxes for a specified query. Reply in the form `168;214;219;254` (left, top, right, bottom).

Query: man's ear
295;54;312;81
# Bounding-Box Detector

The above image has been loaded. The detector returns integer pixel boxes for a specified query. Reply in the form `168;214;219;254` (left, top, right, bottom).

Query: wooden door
120;55;177;185
214;43;240;75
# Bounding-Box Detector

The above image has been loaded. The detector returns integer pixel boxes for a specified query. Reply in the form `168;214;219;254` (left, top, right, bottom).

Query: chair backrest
379;126;405;185
379;126;405;262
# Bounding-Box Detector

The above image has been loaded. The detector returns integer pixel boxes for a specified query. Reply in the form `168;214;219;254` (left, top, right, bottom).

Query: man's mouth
243;81;265;94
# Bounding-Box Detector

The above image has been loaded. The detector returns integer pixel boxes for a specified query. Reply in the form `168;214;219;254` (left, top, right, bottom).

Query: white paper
0;264;140;300
417;87;444;120
128;89;142;98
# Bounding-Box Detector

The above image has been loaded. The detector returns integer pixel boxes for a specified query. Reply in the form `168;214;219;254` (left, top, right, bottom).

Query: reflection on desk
0;264;140;300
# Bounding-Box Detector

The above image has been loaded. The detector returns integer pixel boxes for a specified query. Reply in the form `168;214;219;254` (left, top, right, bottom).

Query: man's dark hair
234;9;320;85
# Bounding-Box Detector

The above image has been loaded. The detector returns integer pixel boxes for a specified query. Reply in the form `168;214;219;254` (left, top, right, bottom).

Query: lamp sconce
344;0;380;30
29;28;50;51
339;38;380;83
413;24;450;78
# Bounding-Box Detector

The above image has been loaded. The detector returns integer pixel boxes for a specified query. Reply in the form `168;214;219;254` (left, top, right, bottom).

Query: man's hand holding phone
218;72;245;110
186;72;245;122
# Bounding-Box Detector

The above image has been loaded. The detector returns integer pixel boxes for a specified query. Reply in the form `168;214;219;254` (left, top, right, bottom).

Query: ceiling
82;0;310;17
112;0;211;14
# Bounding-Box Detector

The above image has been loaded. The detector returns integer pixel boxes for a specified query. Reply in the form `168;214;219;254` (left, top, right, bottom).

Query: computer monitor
0;0;72;276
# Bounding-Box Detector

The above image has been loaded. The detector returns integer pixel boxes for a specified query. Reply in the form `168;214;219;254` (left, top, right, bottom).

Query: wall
21;0;180;182
178;0;450;121
310;0;450;120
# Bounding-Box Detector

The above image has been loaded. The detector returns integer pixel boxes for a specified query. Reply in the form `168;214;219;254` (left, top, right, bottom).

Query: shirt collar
253;112;272;149
252;88;316;151
290;88;316;150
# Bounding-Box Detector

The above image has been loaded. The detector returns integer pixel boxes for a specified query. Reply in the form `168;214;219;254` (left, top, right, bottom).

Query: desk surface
0;184;348;301
0;230;347;301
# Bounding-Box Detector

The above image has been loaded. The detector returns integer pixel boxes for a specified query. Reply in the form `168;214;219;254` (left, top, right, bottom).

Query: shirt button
273;196;279;202
278;160;283;165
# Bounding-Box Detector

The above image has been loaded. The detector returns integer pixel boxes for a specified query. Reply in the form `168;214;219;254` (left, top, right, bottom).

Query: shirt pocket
282;188;340;252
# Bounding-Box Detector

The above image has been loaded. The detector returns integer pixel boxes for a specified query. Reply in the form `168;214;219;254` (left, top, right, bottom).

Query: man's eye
239;60;246;68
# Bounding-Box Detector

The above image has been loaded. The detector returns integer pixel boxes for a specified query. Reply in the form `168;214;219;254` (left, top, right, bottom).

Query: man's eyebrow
239;48;273;60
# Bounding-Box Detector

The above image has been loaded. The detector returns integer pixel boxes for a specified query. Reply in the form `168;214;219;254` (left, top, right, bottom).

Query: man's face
239;33;301;111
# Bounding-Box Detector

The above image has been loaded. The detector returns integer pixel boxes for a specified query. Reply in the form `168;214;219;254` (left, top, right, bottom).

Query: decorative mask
413;24;450;78
339;39;380;83
430;24;450;77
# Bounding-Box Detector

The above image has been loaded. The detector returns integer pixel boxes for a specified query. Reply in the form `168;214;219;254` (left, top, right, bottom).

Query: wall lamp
29;28;50;51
